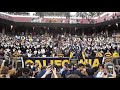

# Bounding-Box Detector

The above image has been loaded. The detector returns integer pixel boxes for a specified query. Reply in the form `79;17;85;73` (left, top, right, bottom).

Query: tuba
21;36;25;41
99;37;104;41
93;37;99;41
88;38;92;42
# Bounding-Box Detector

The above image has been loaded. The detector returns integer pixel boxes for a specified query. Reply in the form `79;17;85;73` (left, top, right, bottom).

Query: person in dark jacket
84;68;95;78
73;63;85;78
65;64;74;78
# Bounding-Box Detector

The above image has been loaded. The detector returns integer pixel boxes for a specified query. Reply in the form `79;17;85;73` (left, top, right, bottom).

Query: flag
70;51;73;59
82;51;86;60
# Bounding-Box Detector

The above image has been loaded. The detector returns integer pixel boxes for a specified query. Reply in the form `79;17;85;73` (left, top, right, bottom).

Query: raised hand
52;67;56;74
45;68;51;75
52;67;58;78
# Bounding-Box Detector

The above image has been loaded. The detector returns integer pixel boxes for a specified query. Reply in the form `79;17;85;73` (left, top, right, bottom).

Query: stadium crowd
0;30;120;78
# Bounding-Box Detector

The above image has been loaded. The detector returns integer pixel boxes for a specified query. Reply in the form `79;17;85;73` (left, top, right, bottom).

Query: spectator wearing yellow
12;50;21;69
82;49;86;60
113;50;119;58
104;50;113;62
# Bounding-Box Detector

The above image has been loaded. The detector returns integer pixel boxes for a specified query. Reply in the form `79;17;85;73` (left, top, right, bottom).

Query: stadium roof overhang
0;18;16;25
95;18;120;27
15;22;94;28
0;17;120;28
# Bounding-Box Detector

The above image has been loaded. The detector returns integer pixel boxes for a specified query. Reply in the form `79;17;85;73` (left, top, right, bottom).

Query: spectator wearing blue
60;62;68;74
73;64;85;78
65;64;74;78
37;66;46;78
84;68;95;78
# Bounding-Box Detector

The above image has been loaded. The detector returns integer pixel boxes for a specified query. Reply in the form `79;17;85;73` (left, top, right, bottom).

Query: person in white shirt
96;64;106;78
18;49;21;54
37;50;41;55
96;70;105;78
13;48;16;52
27;51;32;57
41;47;45;54
6;48;10;52
42;54;46;57
34;49;37;56
37;45;40;48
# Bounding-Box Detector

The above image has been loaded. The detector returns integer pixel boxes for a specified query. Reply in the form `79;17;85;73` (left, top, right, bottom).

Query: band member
104;50;113;63
0;48;4;65
12;49;21;69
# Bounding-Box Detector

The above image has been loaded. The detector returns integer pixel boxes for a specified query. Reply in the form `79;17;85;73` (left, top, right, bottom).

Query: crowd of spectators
0;29;120;78
0;59;119;78
103;12;120;22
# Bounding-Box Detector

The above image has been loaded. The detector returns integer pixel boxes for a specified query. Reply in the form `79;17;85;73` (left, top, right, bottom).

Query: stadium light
11;25;13;30
61;28;63;30
33;27;34;30
116;23;118;27
75;27;77;30
116;23;118;30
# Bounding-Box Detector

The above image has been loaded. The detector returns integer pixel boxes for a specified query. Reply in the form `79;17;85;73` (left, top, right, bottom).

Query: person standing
12;49;21;69
103;50;113;63
0;48;4;65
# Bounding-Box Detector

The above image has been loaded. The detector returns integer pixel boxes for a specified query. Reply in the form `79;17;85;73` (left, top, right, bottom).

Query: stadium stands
0;12;120;78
